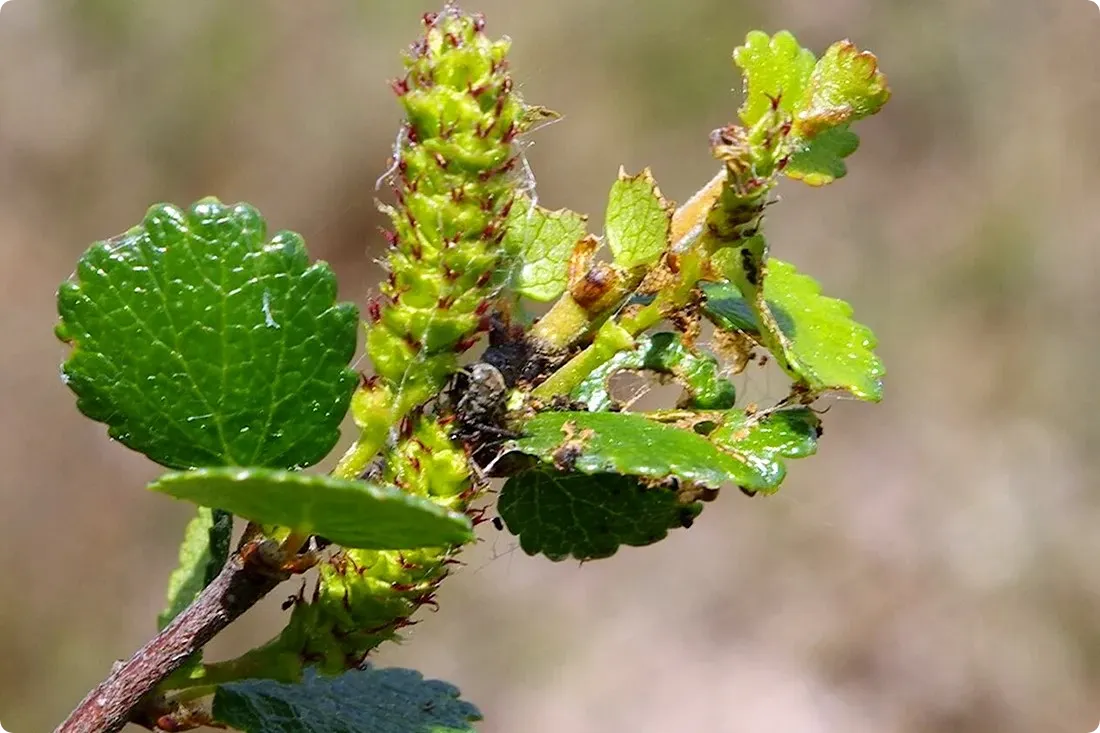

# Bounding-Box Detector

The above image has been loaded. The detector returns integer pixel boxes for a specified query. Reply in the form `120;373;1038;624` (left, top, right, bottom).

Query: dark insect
445;362;515;445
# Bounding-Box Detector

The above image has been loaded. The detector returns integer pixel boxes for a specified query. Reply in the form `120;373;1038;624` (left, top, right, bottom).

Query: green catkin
282;7;534;674
282;418;473;673
188;8;535;683
365;5;532;419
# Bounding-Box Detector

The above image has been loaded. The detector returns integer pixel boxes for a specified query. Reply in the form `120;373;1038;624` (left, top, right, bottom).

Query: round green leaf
214;667;481;733
150;467;474;550
498;469;701;562
785;125;861;186
56;198;359;470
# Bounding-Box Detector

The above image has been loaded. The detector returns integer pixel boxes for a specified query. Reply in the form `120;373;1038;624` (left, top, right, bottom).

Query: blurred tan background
2;0;1099;731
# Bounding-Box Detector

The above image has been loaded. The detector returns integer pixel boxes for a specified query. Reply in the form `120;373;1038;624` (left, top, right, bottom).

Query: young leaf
498;469;702;562
706;408;821;494
604;168;672;270
56;198;359;470
733;30;816;128
784;125;861;186
795;40;891;138
572;332;736;412
157;507;231;630
150;468;474;550
704;259;884;401
510;411;773;491
502;194;588;302
213;667;481;733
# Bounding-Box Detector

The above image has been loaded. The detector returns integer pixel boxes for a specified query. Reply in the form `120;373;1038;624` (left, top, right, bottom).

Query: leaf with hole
213;666;480;733
572;332;735;412
498;469;702;562
150;468;474;550
56;198;359;470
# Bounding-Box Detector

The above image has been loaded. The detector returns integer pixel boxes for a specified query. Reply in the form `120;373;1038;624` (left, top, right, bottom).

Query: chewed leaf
498;469;702;562
56;198;359;470
157;507;231;630
704;259;884;401
510;411;776;491
214;666;481;733
734;30;816;128
604;168;673;270
795;40;890;138
503;195;588;302
150;467;474;550
572;332;735;412
785;125;860;186
706;408;821;494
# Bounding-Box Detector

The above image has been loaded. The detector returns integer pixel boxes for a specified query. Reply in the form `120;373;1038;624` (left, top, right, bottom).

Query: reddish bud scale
454;336;479;353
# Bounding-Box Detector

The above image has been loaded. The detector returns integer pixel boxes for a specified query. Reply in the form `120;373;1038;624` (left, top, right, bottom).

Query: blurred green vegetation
3;1;1100;731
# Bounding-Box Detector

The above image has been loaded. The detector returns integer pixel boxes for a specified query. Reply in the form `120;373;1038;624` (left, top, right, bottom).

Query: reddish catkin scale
454;336;479;353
